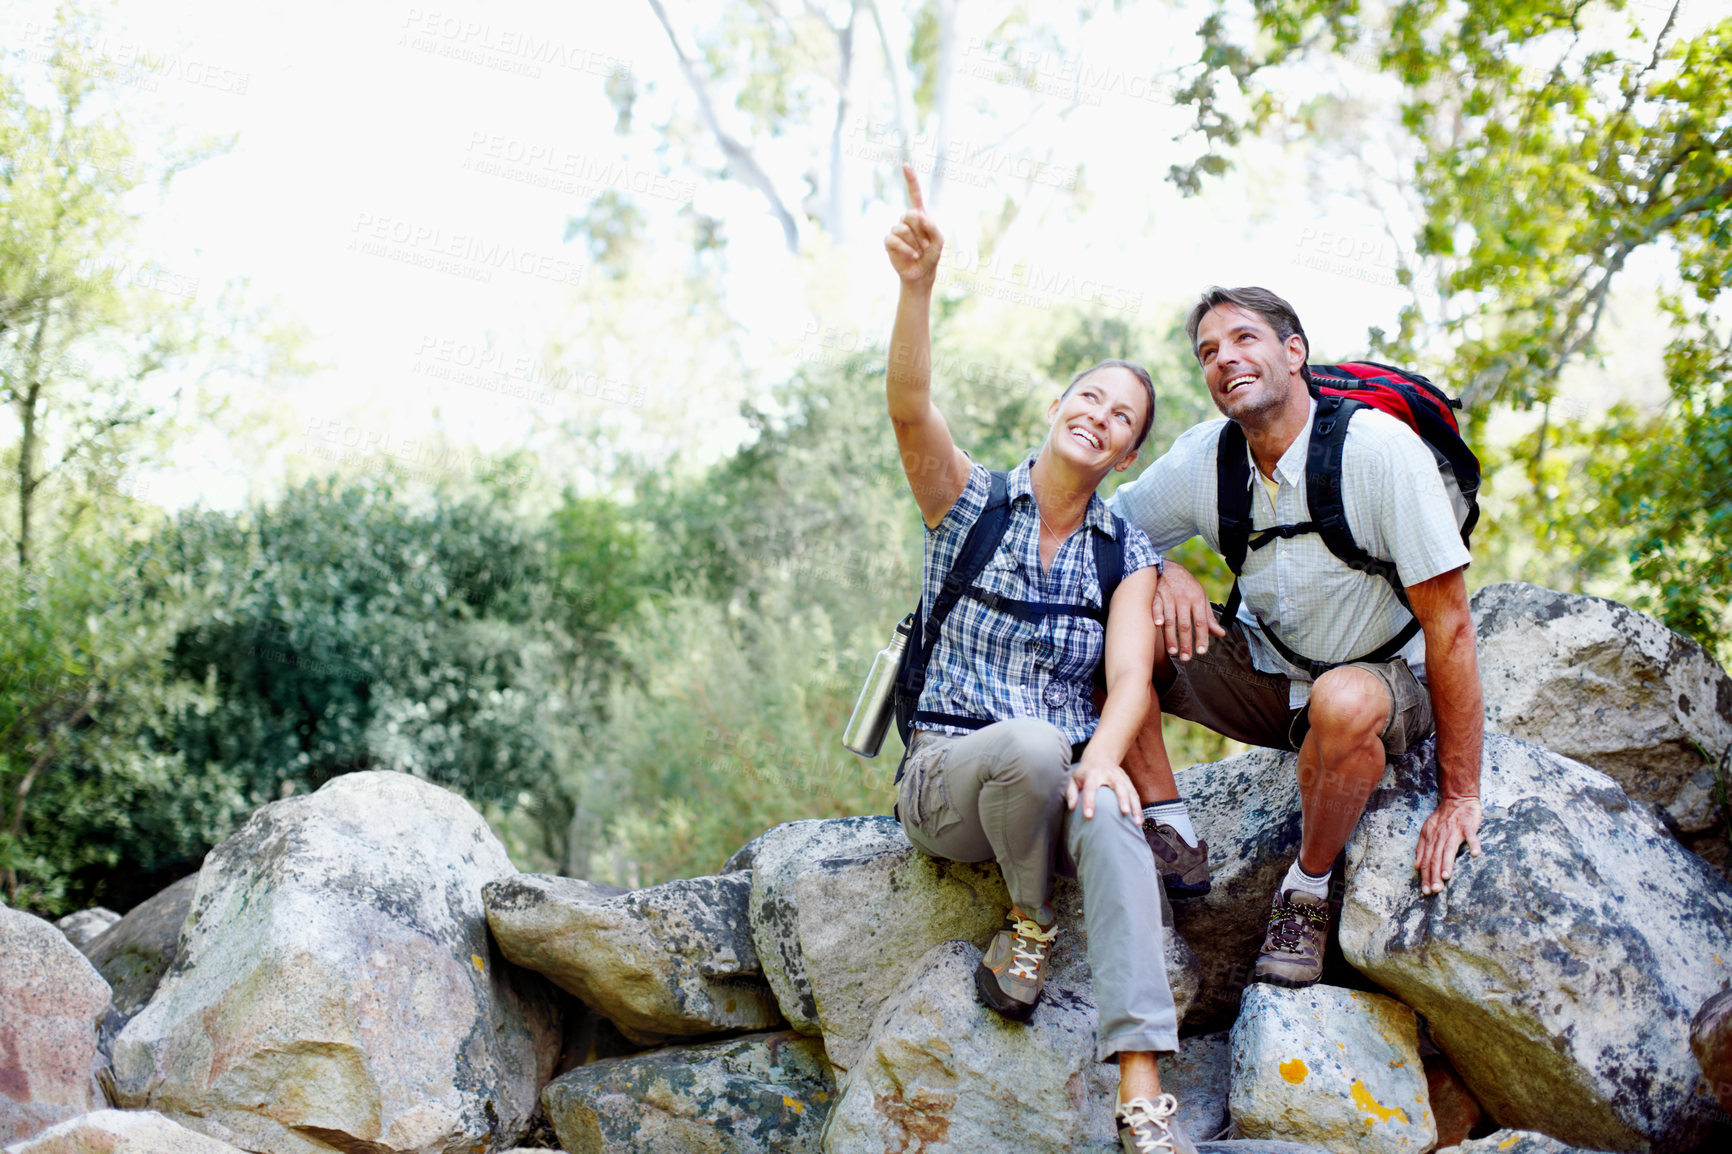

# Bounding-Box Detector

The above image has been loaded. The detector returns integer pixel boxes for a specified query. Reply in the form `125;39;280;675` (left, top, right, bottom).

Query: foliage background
1;0;1726;912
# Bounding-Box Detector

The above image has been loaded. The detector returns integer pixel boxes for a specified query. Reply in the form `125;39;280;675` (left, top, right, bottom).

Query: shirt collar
1009;458;1119;538
1245;395;1317;487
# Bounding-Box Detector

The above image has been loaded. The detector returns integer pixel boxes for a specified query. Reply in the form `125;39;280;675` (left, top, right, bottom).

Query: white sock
1282;859;1332;900
1141;800;1198;847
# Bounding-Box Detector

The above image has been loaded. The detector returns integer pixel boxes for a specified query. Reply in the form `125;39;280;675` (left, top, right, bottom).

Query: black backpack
891;470;1126;770
1215;362;1481;678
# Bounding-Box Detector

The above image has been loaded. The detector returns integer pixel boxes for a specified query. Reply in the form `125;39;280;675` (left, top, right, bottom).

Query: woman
883;163;1198;1154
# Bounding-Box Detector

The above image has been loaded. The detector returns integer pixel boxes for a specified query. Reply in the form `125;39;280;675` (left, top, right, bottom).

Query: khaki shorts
1155;605;1434;758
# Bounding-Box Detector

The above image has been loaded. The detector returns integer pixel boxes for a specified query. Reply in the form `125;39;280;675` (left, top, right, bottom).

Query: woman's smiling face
1046;365;1150;473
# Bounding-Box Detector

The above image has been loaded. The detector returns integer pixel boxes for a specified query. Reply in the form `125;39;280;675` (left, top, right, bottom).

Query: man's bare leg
1122;651;1180;804
1294;666;1390;874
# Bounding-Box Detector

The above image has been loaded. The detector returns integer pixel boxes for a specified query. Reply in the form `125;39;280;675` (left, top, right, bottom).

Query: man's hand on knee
1415;796;1482;894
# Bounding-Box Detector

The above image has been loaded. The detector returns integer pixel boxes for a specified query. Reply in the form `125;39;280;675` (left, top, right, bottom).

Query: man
1108;286;1484;988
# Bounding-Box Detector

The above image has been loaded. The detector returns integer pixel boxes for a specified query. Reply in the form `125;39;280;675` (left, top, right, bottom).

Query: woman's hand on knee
1066;757;1138;820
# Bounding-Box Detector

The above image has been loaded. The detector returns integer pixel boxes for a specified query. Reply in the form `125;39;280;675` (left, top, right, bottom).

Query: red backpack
1215;362;1481;676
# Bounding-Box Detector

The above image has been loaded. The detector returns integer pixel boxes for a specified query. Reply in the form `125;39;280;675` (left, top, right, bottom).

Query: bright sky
2;0;1688;511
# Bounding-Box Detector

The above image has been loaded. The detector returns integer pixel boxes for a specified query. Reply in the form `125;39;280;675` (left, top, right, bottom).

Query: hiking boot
1253;888;1331;988
1142;820;1211;898
975;914;1059;1022
1116;1094;1199;1154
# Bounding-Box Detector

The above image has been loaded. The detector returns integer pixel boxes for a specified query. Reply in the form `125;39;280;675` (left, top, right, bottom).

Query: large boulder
55;908;120;952
82;875;200;1021
791;842;1009;1069
821;938;1121;1152
110;770;563;1154
1228;983;1435;1154
1472;582;1732;836
1169;748;1305;1030
541;1030;833;1154
741;817;915;1033
1340;733;1732;1152
483;871;781;1043
0;906;112;1145
822;882;1200;1154
749;820;1199;1070
3;1110;246;1154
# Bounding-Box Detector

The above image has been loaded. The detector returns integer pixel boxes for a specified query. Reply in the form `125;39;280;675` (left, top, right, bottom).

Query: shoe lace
1116;1094;1181;1153
1268;896;1328;953
1007;917;1057;981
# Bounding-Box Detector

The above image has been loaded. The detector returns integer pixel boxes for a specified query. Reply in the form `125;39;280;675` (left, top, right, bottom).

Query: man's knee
987;717;1071;790
1307;666;1390;743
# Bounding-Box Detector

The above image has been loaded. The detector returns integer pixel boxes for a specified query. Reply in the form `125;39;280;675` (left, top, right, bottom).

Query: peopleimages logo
461;133;695;202
347;213;587;286
397;8;631;79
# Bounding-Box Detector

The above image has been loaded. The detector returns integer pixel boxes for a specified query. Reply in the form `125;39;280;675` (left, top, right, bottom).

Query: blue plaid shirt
916;459;1161;745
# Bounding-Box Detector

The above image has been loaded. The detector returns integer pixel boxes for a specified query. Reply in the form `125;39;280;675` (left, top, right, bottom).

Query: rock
792;841;1008;1069
1168;748;1305;1030
743;817;910;1033
83;875;200;1021
1424;1053;1483;1149
0;906;112;1146
483;871;781;1043
822;938;1115;1151
541;1030;832;1154
759;824;1198;1071
1472;582;1732;835
1340;732;1732;1153
1196;1144;1335;1153
110;770;563;1154
1692;987;1732;1112
1228;983;1434;1154
55;909;120;952
1439;1131;1616;1153
3;1110;247;1154
1166;1031;1232;1142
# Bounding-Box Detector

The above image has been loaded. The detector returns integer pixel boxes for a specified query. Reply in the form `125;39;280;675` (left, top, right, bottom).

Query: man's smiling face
1194;303;1306;423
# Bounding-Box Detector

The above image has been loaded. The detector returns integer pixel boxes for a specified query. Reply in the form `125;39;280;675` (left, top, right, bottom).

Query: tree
1169;0;1732;650
0;1;232;570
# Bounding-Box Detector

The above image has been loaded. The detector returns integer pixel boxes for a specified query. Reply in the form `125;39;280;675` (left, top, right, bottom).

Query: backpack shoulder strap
1216;421;1253;575
1091;512;1126;612
1304;394;1407;603
916;469;1012;658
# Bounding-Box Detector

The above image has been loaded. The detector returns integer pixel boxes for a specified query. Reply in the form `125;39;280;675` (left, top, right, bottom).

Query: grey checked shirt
918;459;1161;745
1109;398;1471;707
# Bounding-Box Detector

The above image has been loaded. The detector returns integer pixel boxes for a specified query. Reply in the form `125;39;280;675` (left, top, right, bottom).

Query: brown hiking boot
1253;888;1331;988
1116;1094;1200;1153
1142;820;1211;898
975;914;1059;1022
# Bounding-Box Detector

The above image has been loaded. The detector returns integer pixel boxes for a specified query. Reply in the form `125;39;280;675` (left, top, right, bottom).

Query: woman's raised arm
884;163;971;527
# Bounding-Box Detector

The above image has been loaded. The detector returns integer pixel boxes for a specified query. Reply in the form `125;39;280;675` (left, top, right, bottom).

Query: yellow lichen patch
471;954;485;972
1279;1059;1309;1084
1498;1137;1519;1150
1350;1080;1409;1125
783;1096;804;1114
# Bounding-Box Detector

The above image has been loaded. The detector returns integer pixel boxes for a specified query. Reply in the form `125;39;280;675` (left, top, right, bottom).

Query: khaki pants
896;717;1181;1059
1154;606;1434;756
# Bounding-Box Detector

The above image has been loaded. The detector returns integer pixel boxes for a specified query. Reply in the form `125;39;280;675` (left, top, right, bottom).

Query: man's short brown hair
1184;287;1311;380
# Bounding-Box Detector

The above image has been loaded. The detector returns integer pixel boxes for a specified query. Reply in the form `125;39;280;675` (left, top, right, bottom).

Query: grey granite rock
1341;732;1732;1152
110;771;563;1154
484;870;781;1043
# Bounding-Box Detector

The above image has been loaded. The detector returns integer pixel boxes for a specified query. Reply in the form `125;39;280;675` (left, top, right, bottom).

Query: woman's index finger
902;162;925;212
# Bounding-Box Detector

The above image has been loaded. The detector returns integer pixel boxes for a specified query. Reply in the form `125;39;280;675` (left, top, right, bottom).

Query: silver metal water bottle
841;615;914;758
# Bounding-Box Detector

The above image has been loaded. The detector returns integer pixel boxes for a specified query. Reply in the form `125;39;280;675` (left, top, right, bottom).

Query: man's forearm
1425;612;1483;799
